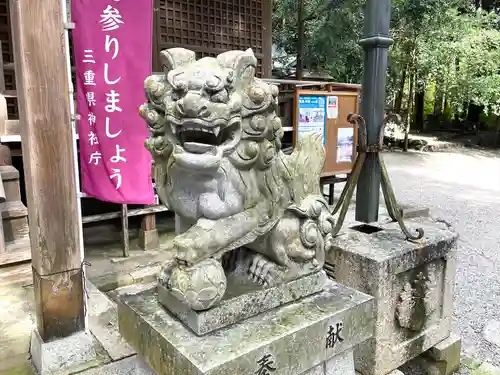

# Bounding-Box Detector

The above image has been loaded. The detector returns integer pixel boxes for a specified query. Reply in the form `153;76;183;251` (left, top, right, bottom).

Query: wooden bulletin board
293;89;360;178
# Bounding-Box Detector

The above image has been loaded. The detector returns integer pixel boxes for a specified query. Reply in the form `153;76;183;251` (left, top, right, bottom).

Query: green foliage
424;83;435;117
273;0;500;118
414;7;500;115
272;0;364;83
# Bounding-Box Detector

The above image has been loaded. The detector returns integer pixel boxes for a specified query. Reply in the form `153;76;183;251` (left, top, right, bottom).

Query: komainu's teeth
213;127;220;137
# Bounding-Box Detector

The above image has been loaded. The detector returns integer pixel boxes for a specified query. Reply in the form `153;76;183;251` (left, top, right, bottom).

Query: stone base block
77;355;156;375
422;334;461;375
158;270;327;335
138;229;159;250
302;349;355;375
118;280;375;375
328;215;459;375
30;329;105;375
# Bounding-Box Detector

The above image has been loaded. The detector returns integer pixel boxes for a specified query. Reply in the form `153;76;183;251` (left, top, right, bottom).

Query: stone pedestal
327;215;459;375
423;334;462;375
117;280;375;375
158;270;327;336
30;330;103;375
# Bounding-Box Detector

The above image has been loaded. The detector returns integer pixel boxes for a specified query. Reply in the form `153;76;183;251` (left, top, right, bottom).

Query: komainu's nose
176;93;211;118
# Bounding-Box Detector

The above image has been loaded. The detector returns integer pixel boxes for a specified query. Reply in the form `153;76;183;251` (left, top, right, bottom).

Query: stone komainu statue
139;48;335;310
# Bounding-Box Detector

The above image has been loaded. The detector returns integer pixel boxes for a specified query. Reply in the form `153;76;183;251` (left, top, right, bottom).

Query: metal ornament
330;113;424;242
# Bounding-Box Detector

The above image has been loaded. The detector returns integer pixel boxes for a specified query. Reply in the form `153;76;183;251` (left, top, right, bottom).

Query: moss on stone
471;363;500;375
0;361;35;375
463;358;484;370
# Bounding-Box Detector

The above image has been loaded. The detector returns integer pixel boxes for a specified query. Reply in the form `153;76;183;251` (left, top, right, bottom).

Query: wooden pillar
262;0;273;78
10;0;85;342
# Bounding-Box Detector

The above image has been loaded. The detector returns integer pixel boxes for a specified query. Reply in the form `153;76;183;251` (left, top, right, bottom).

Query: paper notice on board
297;96;326;146
336;128;354;163
327;96;339;119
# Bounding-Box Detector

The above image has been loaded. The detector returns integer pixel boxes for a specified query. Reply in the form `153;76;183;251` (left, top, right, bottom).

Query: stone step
0;166;22;203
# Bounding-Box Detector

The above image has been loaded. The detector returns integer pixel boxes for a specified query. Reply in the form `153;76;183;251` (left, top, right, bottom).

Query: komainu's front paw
173;235;200;266
173;221;221;265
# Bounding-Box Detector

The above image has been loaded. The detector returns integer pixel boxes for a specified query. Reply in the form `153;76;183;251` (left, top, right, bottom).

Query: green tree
272;0;364;82
273;0;500;143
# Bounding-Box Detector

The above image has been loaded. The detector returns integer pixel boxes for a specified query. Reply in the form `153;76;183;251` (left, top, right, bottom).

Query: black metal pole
355;0;394;223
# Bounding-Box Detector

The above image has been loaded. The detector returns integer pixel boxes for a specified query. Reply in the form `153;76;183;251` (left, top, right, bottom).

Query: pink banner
72;0;154;204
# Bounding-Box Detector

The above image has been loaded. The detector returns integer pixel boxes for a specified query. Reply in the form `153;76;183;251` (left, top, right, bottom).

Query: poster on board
297;96;326;146
327;96;339;119
336;128;354;163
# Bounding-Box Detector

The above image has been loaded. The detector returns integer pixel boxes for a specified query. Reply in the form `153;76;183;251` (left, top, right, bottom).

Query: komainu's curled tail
285;133;326;202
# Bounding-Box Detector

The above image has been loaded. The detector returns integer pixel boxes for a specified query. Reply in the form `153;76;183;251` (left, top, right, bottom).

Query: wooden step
0;237;31;266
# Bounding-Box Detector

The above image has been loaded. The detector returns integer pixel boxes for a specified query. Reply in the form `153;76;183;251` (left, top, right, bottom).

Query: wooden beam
0;246;31;265
81;204;168;224
10;0;85;341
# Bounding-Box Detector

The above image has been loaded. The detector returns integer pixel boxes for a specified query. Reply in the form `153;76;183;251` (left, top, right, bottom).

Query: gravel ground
380;149;500;367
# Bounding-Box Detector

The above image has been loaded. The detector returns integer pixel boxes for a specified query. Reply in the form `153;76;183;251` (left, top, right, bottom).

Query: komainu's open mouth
171;118;241;155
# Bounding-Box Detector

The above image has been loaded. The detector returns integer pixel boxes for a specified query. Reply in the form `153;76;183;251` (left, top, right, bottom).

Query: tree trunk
414;88;425;131
296;0;305;80
394;66;407;113
454;58;461;128
495;115;500;147
403;72;415;152
434;80;444;115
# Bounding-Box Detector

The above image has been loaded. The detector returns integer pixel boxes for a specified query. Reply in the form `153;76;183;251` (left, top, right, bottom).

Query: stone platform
158;270;327;335
118;280;375;375
328;214;459;375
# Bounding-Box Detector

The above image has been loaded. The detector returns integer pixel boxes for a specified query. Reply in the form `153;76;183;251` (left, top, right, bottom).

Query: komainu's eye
171;90;180;101
211;89;229;103
205;76;222;92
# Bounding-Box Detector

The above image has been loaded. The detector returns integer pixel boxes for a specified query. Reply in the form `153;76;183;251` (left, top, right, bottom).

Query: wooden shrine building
0;0;273;266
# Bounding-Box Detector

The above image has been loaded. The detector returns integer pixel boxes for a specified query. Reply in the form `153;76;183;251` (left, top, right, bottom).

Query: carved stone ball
168;258;227;311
